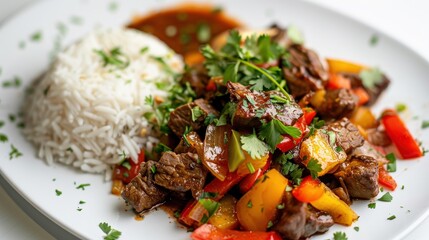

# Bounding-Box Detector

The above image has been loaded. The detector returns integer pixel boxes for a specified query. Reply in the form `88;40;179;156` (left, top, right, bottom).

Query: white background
0;0;428;239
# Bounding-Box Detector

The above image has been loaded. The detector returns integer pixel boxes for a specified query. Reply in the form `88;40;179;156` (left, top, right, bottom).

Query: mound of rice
24;28;183;177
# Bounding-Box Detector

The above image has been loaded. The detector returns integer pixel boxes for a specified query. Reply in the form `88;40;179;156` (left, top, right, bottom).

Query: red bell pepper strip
292;176;324;203
112;150;145;184
206;78;217;92
302;107;317;125
239;156;272;194
381;109;423;159
191;224;282;240
179;172;244;226
378;166;397;191
277;115;308;153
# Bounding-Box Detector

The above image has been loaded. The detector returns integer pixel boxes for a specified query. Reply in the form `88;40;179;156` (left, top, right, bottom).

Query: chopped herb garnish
395;103;407;113
77;207;83;211
276;153;303;185
270;94;289;104
108;2;118;12
19;41;25;49
368;203;376;209
154;143;171;154
165;25;177;37
267;220;273;228
401;185;405;190
9;144;23;160
199;192;218;199
285;185;293;192
335;146;343;153
422;120;429;129
197;23;211;43
99;222;121;240
0;121;4;128
307;158;322;179
241;132;269;159
354;226;360;232
8;114;16;122
386;153;396;172
52;178;56;182
370;34;379;46
76;183;91;190
380;187;384;192
2;76;21;88
287;25;304;44
180;32;191;45
174;211;181;218
308;117;325;136
191;106;204;122
277;203;285;209
333;231;348;240
378;192;393;202
150;165;157;174
246;162;256;174
387;215;396;220
327;131;336;146
94;47;129;69
118;150;127;162
121;161;131;170
247;200;253;208
262;174;270;183
360;68;383;89
70;16;83;25
0;133;8;143
56;22;67;36
30;31;42;42
198;198;220;223
79;200;86;204
258;119;301;152
55;189;62;196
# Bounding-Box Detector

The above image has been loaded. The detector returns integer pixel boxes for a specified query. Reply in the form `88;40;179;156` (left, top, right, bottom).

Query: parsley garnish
55;189;62;196
108;2;118;12
327;131;336;146
307;158;322;179
240;132;269;159
378;192;393;202
370;34;379;46
2;77;21;88
258;119;301;151
8;114;16;122
308;117;325;136
174;211;181;218
199;192;218;199
198;199;220;223
360;68;383;89
246;162;256;174
9;144;23;160
247;200;253;208
99;222;121;240
387;215;396;220
333;231;348;240
0;133;8;143
196;23;211;43
267;220;273;228
191;106;204;122
79;200;86;204
30;31;42;42
368;203;376;209
386;153;396;172
95;47;129;69
354;226;359;232
121;161;131;170
76;183;91;190
275;153;303;185
140;46;149;54
277;203;285;209
422;120;429;129
395;103;407;113
0;121;4;128
154;143;171;154
150;165;157;174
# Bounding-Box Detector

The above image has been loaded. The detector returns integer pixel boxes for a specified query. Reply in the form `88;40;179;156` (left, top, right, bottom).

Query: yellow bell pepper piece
350;107;377;129
300;130;347;176
236;169;288;231
208;195;239;230
236;151;269;176
326;58;368;74
310;183;358;226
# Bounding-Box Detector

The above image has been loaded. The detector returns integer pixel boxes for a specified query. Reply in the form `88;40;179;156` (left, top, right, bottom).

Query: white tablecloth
0;0;427;239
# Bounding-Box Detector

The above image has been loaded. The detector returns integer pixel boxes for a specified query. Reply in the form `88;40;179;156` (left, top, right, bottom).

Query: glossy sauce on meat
128;4;241;59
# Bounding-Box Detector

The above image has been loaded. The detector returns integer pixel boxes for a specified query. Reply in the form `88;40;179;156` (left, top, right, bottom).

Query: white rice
24;28;183;179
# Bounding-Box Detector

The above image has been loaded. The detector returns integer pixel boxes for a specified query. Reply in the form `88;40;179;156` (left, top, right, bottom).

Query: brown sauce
128;3;241;63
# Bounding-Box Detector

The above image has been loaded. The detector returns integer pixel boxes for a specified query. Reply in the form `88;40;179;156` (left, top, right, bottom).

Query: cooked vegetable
378;166;397;191
112;150;145;184
276;115;308;153
228;130;246;172
236;169;288;231
204;124;231;180
239;157;272;193
353;87;370;106
327;74;351;89
326;58;367;74
310;183;358;226
350;107;377;129
208;195;239;229
191;224;282;240
300;130;347;176
292;176;324;203
381;109;423;159
111;180;124;196
236;151;269;176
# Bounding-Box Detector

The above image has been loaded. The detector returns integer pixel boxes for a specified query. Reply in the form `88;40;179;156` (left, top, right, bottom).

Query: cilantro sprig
99;222;121;240
240;131;269;159
258;119;301;151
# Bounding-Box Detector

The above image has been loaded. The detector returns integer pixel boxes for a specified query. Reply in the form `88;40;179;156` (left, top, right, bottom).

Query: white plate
0;0;428;239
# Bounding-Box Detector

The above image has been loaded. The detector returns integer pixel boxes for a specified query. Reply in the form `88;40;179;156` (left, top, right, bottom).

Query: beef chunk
325;118;365;154
334;143;380;199
273;192;333;240
174;131;204;155
168;99;219;136
227;82;303;128
341;72;390;106
181;64;210;98
316;89;358;119
122;161;167;213
154;152;207;198
282;44;329;98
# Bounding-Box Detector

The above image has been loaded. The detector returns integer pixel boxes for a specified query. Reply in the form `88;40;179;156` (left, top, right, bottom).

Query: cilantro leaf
99;222;121;240
422;120;429;129
378;192;393;202
333;231;348;240
55;189;62;196
0;133;8;143
99;222;111;235
240;132;269;159
275;153;303;185
258;119;301;152
368;203;376;209
198;198;220;223
307;158;322;179
386;153;396;172
9;144;22;160
359;68;384;89
395;103;407;113
191;106;204;122
76;183;91;190
387;215;396;220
